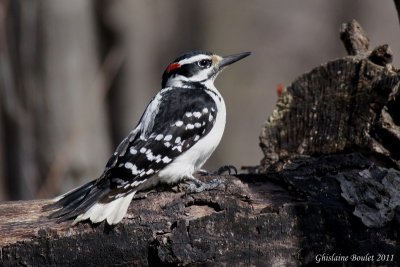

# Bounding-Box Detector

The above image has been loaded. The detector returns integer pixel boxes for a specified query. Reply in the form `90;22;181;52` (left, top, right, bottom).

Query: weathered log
0;155;399;266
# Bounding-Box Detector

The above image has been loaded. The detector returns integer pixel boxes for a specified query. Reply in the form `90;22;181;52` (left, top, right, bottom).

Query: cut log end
260;20;400;171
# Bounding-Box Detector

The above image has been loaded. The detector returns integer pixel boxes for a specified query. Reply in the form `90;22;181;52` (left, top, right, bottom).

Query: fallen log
1;154;399;266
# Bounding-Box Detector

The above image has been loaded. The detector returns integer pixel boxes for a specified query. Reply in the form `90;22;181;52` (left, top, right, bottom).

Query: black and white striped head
162;51;251;88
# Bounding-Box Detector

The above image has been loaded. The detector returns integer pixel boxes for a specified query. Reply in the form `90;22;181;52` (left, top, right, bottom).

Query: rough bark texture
1;160;399;266
260;21;400;171
340;20;369;56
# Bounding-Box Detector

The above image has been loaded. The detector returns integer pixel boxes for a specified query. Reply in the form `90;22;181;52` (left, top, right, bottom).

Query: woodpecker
43;51;251;225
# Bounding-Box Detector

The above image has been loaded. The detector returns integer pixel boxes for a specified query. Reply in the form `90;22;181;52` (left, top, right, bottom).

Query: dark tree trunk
0;0;112;200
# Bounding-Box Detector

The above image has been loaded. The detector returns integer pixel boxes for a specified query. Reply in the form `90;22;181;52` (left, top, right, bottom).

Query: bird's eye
198;59;212;68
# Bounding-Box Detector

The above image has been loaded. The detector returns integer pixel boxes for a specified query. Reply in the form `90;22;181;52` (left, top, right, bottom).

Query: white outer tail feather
72;191;136;225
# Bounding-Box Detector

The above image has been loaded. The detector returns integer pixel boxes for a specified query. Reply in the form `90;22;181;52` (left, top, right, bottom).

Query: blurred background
0;0;399;201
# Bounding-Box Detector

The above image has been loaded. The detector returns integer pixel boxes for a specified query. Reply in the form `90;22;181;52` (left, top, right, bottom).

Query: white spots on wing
155;154;162;163
130;147;137;155
186;124;194;130
173;136;183;151
209;114;214;122
211;107;216;112
115;193;125;199
164;142;171;147
172;145;182;152
202;121;206;126
114;178;126;188
194;122;201;128
175;120;183;127
202;129;206;134
123;181;142;189
164;135;172;141
162;156;172;163
185;112;193;118
193;111;201;118
194;135;200;141
146;150;155;161
131;167;139;175
124;162;134;169
118;179;146;191
113;178;125;183
146;169;154;175
132;180;146;187
124;162;139;175
140;147;147;153
202;107;209;114
155;134;164;141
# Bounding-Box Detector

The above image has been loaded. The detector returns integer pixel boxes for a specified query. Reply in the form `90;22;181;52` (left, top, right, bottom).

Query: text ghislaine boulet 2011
315;253;394;264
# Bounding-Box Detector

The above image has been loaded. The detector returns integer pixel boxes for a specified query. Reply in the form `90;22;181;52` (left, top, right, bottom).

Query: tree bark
260;20;400;171
1;156;399;266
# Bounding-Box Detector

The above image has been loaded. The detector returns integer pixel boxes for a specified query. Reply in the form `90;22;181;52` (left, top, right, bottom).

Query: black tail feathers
42;179;110;223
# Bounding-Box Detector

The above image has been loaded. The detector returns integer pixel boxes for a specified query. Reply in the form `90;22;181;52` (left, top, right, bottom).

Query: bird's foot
132;189;158;200
197;164;237;176
184;177;225;194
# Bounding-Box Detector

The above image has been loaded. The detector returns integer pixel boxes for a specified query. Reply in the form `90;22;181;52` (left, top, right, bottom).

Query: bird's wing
101;87;218;199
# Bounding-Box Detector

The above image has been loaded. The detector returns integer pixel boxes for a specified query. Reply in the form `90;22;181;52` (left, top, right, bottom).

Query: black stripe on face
175;62;202;78
162;62;217;88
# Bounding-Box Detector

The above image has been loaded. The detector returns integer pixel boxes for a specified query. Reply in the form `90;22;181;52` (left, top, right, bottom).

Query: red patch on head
166;63;181;73
277;83;285;97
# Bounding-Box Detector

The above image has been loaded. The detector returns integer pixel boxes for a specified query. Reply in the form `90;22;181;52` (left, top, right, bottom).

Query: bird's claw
215;165;237;175
197;169;210;176
185;178;225;194
197;165;238;176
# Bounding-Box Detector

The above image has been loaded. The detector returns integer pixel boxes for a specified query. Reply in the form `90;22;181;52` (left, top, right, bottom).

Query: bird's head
162;51;251;88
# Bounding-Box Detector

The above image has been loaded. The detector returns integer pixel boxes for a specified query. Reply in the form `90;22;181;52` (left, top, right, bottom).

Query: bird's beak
218;52;251;69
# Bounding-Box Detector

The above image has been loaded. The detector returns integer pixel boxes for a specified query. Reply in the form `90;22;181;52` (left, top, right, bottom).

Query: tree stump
260;19;400;170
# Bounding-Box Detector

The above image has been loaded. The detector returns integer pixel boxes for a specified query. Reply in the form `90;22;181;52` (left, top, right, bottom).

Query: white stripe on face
178;54;211;65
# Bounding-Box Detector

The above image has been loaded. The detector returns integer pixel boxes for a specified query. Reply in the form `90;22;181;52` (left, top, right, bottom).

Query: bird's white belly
157;94;226;184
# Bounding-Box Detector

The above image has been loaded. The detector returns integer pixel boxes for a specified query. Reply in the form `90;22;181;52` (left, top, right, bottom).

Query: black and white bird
44;51;251;225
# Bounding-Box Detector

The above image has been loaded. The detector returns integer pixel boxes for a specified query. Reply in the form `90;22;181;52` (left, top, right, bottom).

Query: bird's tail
43;179;136;225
